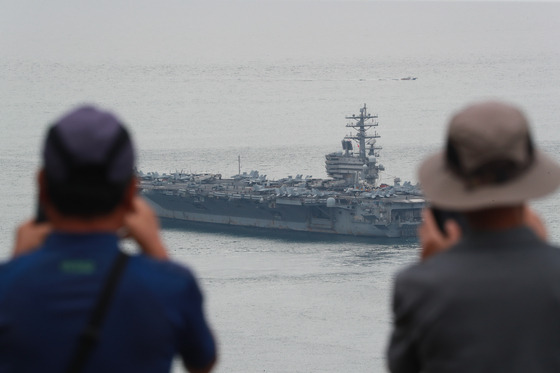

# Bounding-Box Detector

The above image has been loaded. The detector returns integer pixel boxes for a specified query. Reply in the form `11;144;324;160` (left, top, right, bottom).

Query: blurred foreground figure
387;101;560;372
0;106;216;373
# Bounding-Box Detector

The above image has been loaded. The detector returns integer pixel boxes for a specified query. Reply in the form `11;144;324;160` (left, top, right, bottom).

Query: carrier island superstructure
140;104;425;238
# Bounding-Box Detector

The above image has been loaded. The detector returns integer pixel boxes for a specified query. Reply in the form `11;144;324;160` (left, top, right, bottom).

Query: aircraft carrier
140;104;425;238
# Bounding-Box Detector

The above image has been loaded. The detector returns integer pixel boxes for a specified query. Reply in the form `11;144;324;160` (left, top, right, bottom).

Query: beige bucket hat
419;101;560;210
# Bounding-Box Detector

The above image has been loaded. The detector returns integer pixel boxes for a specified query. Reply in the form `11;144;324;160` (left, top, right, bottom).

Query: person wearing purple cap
1;106;217;373
387;101;560;373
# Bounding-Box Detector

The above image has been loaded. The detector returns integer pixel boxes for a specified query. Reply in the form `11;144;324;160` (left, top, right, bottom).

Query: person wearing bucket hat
420;101;560;210
387;101;560;372
1;106;217;373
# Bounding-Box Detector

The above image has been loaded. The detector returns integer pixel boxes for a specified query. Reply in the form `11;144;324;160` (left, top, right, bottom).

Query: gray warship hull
141;180;424;238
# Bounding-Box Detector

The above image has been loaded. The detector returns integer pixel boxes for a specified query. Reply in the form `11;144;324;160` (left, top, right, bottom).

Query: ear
38;169;58;222
122;176;138;211
38;169;49;205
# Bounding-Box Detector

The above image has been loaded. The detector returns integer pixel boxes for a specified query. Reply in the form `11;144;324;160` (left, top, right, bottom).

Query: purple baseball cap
43;105;135;184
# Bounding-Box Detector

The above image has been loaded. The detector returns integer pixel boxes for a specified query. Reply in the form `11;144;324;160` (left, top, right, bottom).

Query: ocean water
2;1;560;372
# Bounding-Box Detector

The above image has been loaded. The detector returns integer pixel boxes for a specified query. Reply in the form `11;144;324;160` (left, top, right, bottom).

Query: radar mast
344;104;380;162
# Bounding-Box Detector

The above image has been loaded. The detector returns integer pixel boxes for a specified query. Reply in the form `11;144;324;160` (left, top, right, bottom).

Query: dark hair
46;175;131;218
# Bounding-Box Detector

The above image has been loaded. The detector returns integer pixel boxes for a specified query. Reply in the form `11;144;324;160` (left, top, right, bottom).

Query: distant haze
2;1;559;64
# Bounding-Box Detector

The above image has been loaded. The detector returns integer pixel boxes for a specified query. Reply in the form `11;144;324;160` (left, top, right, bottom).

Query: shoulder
125;255;204;301
0;249;49;280
394;232;560;294
131;255;196;278
394;249;453;286
392;242;476;305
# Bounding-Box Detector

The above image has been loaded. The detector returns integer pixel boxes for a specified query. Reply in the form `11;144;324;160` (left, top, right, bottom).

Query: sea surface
1;1;560;372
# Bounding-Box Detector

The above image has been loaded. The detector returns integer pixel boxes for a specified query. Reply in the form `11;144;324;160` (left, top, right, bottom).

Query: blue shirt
0;232;216;373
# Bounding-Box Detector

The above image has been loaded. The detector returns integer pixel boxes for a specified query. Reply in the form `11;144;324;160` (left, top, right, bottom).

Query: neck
465;205;525;231
46;205;126;233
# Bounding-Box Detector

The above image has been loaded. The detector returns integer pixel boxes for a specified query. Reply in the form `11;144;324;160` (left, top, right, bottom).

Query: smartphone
431;207;468;235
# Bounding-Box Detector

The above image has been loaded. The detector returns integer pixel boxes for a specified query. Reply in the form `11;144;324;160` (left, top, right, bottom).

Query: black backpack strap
65;251;130;373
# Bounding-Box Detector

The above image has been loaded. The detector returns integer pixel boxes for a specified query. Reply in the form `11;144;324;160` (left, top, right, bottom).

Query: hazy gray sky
2;0;559;64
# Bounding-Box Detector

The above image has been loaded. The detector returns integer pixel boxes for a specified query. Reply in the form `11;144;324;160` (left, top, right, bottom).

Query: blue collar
42;232;120;254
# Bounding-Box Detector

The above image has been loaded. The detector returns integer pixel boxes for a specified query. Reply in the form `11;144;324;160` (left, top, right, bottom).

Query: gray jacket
387;227;560;373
